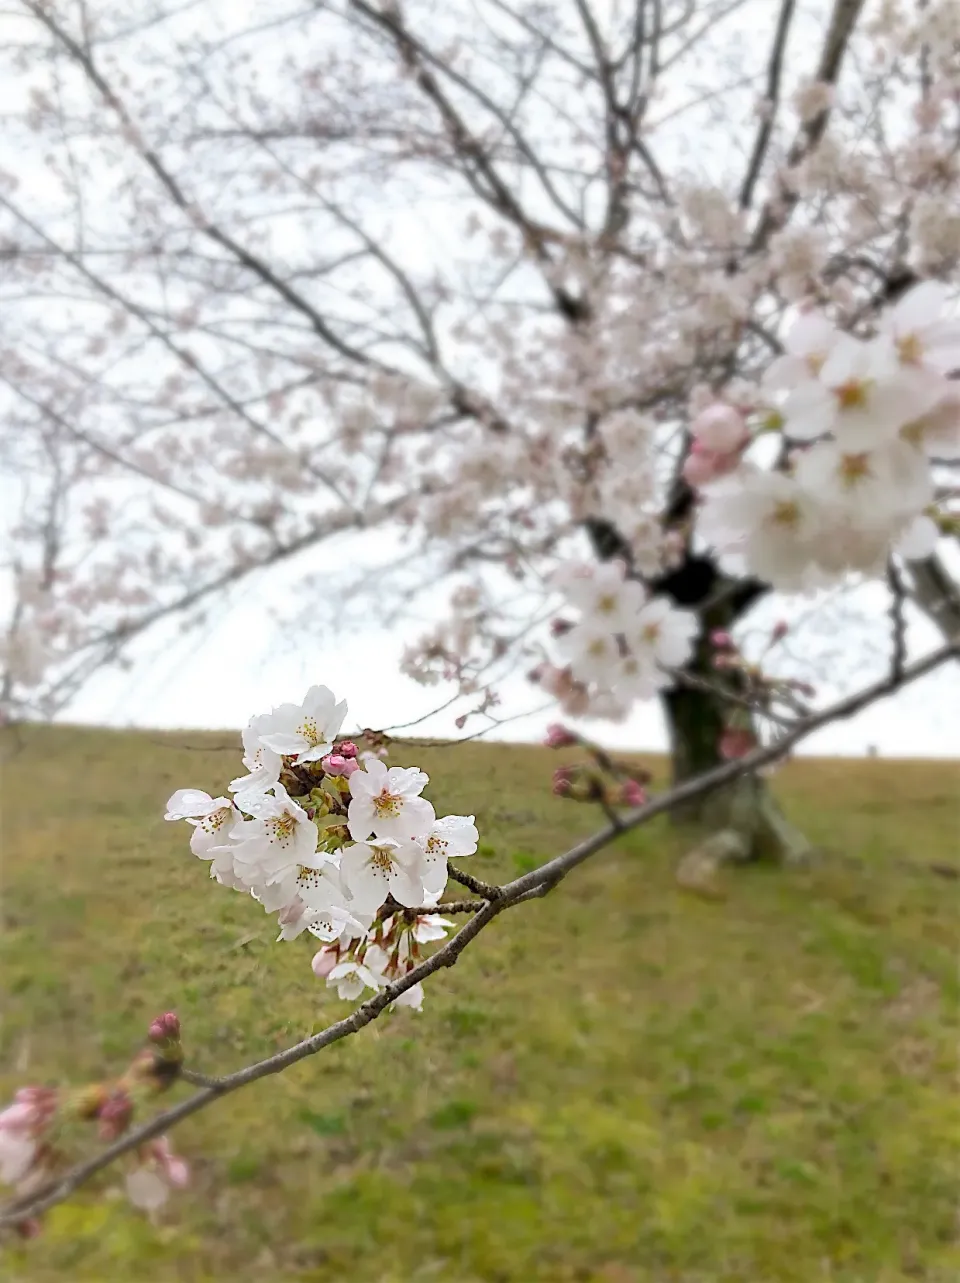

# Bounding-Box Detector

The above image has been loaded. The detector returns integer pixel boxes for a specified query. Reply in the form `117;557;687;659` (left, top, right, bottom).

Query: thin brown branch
738;0;798;210
1;637;955;1230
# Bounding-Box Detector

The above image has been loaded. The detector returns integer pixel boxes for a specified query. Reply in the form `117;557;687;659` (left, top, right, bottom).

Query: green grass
1;724;958;1282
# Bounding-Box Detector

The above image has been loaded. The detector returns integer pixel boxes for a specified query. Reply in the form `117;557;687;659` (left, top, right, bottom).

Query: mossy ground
1;724;957;1281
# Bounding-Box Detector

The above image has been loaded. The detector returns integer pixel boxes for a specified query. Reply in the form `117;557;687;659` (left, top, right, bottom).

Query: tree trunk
662;619;812;867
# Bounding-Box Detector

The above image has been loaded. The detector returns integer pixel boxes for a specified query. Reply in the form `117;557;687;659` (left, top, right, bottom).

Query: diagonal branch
2;636;955;1230
738;0;798;210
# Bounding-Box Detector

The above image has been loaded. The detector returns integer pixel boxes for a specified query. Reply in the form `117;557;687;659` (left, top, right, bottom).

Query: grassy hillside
1;724;958;1282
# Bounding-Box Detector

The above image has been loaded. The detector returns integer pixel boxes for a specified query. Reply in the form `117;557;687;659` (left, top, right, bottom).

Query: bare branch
2;636;955;1230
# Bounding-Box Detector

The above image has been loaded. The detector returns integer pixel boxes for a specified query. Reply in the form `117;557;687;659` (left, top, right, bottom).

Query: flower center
896;332;923;365
370;846;395;872
901;418;925;447
269;812;297;845
200;806;232;834
425;834;447;854
769;499;801;529
596;593;618;614
373;789;400;817
587;638;607;657
640;622;661;644
839;452;872;487
297;716;322;747
834;379;869;411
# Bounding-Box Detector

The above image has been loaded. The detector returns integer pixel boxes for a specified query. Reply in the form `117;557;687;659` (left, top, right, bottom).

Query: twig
445;863;503;900
887;559;908;683
1;639;954;1230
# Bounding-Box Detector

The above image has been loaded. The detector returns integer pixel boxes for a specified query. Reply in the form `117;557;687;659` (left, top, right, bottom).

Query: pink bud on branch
543;723;577;749
147;1012;181;1045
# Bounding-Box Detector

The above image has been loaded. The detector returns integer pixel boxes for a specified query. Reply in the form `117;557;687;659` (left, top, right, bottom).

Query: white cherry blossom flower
327;955;385;1002
901;386;960;459
699;469;823;590
347;758;435;842
782;335;940;448
555;559;645;633
878;280;960;376
164;789;242;860
611;651;664;703
794;439;931;528
229;718;282;800
561;620;620;686
414;815;478;895
392;983;425;1012
626;597;698;670
763;311;837;391
255;685;348;764
338;838;430;913
412;914;456;944
231;784;322;886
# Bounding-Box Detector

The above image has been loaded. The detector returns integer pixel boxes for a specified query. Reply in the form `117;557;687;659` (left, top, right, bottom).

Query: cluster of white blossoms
166;686;478;1010
535;561;698;719
692;281;959;590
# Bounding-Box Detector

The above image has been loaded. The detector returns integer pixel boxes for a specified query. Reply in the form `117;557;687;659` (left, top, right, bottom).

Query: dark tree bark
657;557;812;865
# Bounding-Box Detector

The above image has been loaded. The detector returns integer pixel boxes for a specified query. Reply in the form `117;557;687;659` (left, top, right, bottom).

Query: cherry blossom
414;815;479;894
698;470;823;591
347;759;436;843
326;956;385;1002
338;838;432;914
255;686;348;765
627;598;698;672
125;1137;189;1213
0;1088;57;1187
231;784;324;886
878;281;960;377
164;790;240;858
229;720;283;800
555;560;646;635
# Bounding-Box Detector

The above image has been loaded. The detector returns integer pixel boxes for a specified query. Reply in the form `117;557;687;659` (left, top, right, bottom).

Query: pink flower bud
147;1012;180;1044
321;753;357;777
550;617;574;637
771;620;789;642
148;1136;190;1189
711;629;733;649
97;1090;134;1141
1;1086;58;1135
681;447;721;490
692;403;748;454
552;766;574;796
620;778;647;807
543;723;577;749
15;1218;42;1240
335;741;358;759
311;947;338;979
719;728;756;760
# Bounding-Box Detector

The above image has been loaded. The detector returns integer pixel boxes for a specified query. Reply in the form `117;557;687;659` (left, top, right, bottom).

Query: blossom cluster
691;282;958;590
0;1014;188;1228
165;686;478;1008
534;562;698;719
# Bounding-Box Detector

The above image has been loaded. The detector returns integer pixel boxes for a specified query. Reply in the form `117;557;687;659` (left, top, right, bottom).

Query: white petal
125;1168;170;1212
894;280;947;331
164;789;214;821
896;514;939;560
